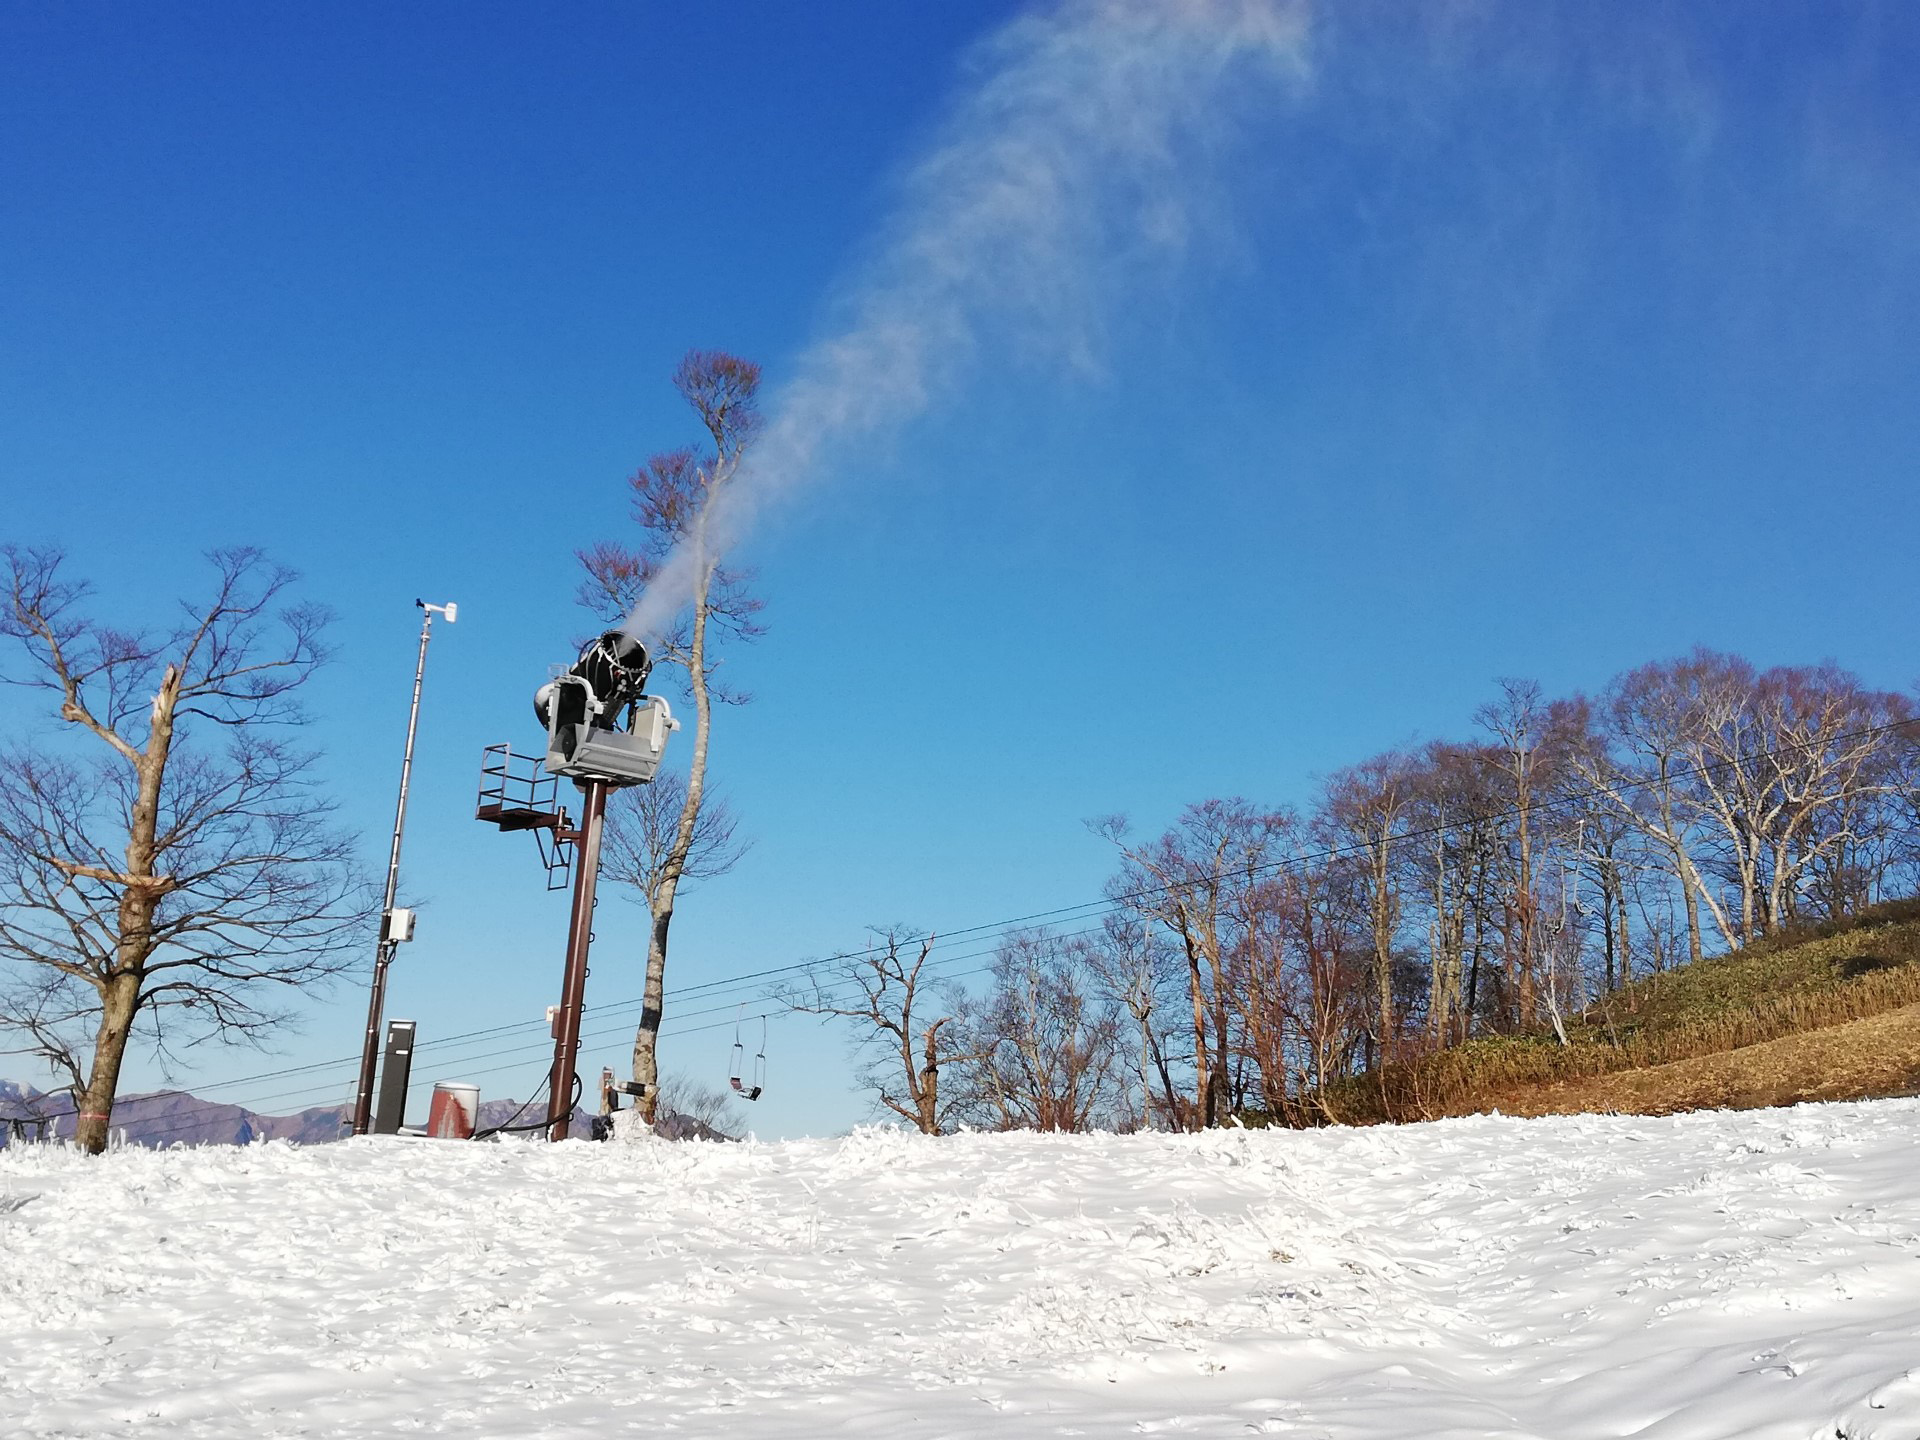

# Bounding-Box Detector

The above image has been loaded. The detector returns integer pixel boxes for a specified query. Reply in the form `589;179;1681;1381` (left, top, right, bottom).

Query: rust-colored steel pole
546;777;609;1140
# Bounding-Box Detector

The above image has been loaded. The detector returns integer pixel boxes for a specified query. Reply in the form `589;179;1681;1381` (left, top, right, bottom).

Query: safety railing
475;743;571;890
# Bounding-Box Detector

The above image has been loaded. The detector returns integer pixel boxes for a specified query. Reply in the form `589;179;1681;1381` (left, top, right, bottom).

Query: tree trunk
1177;924;1211;1131
1598;865;1617;992
631;903;674;1122
1465;843;1486;1032
916;1022;943;1134
631;552;715;1124
1514;779;1535;1028
1427;827;1449;1042
1615;869;1633;987
1661;837;1701;965
1134;995;1179;1129
1208;991;1231;1126
1372;838;1395;1063
74;668;180;1154
73;971;140;1153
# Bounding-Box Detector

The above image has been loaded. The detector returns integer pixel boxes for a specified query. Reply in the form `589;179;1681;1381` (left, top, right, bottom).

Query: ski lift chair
729;1009;767;1102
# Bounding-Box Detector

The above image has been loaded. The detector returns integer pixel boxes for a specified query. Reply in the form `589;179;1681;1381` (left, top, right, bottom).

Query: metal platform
476;743;572;889
475;803;556;832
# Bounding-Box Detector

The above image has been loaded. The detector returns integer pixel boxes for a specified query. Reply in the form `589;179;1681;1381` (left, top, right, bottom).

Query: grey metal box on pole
372;1019;416;1135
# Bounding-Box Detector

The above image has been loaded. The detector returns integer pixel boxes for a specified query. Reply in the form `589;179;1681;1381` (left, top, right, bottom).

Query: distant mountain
0;1080;602;1148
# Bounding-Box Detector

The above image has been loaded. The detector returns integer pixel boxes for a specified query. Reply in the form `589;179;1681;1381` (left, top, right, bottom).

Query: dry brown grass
1489;1002;1920;1118
1320;915;1920;1125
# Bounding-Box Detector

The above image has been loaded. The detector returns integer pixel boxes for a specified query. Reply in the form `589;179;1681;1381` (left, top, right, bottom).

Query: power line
454;710;1920;1045
576;712;1920;1016
14;713;1912;1139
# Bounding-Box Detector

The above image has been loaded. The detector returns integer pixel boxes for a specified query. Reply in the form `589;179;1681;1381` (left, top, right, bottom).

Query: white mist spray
623;0;1312;642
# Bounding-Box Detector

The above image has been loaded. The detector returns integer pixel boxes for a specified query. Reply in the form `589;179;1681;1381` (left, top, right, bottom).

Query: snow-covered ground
3;1102;1917;1438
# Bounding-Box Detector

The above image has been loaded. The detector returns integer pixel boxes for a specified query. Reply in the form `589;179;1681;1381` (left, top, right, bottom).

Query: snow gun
532;629;679;787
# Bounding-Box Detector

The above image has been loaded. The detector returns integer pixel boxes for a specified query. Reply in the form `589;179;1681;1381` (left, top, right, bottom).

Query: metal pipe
546;777;609;1141
351;604;445;1137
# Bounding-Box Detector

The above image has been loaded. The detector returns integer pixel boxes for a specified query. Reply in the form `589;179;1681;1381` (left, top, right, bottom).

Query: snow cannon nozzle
572;629;653;710
530;630;674;787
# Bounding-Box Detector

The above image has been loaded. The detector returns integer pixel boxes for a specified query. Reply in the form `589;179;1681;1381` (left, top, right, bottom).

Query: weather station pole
351;599;456;1137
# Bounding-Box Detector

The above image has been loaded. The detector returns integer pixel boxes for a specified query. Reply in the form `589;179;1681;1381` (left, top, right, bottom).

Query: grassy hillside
1326;897;1920;1124
1490;1003;1920;1117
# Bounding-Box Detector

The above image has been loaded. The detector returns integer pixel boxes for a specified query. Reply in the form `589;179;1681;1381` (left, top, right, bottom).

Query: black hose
470;1068;583;1139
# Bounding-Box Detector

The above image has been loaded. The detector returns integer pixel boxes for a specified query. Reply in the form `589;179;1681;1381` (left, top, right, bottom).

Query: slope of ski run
1;1102;1917;1438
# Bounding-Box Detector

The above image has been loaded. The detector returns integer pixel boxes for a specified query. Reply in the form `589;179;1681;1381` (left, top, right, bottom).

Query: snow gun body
532;630;678;787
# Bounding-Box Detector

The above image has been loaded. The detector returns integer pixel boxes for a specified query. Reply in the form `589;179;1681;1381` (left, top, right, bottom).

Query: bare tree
578;351;765;1122
1094;799;1289;1129
1573;654;1723;967
1079;911;1186;1129
651;1071;742;1141
1564;788;1639;993
1570;651;1912;959
1796;729;1915;919
600;770;750;912
1321;751;1416;1061
1220;870;1305;1122
1679;656;1910;942
1273;852;1372;1111
1404;741;1489;1044
1081;648;1917;1103
955;929;1123;1133
1473;679;1565;1030
0;546;364;1154
783;927;971;1135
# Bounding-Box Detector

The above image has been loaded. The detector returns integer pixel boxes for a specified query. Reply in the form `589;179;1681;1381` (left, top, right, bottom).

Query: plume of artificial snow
624;0;1310;641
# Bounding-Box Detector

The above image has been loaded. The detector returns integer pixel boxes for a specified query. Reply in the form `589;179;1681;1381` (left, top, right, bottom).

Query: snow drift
3;1101;1918;1437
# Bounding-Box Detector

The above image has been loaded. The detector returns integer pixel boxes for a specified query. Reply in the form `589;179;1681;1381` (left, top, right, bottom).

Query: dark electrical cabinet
372;1019;416;1134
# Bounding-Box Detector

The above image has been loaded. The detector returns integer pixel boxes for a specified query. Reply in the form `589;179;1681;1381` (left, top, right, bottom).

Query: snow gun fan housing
532;630;678;787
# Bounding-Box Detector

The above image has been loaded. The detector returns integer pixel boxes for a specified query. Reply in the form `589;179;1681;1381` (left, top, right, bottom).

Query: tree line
6;350;1912;1151
802;658;1918;1133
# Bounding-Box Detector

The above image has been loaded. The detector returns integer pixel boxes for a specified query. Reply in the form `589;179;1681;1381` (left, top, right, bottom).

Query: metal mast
546;778;609;1140
351;600;454;1136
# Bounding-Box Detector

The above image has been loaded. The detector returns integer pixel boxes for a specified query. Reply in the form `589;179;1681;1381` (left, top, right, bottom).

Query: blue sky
4;2;1916;1139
